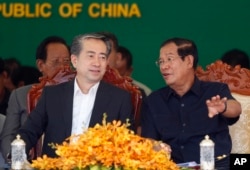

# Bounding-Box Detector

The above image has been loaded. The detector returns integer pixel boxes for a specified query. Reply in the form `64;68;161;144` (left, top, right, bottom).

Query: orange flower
31;114;180;170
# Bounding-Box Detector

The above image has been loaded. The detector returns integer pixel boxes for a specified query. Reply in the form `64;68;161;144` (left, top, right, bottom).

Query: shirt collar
166;76;201;100
74;78;100;95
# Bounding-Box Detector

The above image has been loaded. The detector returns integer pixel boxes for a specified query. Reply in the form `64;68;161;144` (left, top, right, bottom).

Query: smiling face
159;42;194;87
71;38;108;88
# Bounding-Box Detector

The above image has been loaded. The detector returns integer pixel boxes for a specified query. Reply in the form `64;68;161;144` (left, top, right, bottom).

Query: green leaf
100;166;112;170
89;164;101;170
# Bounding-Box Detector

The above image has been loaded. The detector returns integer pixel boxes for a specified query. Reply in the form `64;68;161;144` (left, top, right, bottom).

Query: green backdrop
1;0;250;90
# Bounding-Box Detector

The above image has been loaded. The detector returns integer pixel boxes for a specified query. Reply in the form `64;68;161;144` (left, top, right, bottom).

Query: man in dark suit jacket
0;36;71;162
18;32;134;158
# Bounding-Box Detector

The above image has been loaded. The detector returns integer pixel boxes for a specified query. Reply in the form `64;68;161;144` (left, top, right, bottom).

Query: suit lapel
61;80;74;137
89;81;111;127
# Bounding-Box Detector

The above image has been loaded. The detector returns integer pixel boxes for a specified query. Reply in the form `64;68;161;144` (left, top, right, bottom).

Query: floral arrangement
31;114;179;170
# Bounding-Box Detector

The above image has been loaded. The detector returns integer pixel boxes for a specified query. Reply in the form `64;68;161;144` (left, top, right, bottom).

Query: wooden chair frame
27;65;76;113
103;66;142;129
196;60;250;153
196;60;250;95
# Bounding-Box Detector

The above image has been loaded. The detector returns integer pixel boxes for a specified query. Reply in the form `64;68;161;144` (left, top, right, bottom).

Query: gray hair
70;33;111;57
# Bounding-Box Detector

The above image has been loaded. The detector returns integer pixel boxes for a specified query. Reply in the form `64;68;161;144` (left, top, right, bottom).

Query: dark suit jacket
18;80;134;157
0;85;33;161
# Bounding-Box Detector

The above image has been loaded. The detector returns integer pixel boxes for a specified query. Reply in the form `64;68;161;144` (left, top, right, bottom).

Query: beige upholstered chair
196;60;250;153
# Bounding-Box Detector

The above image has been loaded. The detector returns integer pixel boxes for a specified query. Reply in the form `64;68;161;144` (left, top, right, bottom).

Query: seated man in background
97;32;152;96
3;58;21;92
221;48;250;69
0;35;71;162
116;45;150;135
116;45;151;97
10;65;42;88
17;32;134;158
0;58;11;167
140;37;241;169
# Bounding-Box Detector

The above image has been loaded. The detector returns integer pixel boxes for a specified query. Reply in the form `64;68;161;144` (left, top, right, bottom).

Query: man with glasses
141;37;241;169
17;33;134;158
0;36;71;162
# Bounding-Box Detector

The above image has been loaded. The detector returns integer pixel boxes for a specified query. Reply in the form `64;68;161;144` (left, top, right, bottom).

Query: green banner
1;0;250;90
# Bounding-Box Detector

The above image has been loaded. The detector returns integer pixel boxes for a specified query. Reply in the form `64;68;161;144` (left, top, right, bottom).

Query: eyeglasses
155;56;176;67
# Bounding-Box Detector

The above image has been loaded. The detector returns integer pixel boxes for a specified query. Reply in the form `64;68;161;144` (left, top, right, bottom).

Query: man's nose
160;61;171;69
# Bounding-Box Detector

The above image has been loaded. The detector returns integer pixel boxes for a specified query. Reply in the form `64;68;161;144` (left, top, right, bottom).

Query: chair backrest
27;65;76;113
102;66;142;130
196;60;250;153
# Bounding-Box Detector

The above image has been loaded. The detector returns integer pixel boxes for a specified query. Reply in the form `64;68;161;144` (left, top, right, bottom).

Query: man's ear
116;52;123;61
71;55;77;68
115;52;123;66
36;59;44;73
185;55;194;68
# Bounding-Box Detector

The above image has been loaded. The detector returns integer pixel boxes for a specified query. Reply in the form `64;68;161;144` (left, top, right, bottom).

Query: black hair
3;58;21;77
221;49;250;69
117;46;133;69
0;58;5;74
11;66;42;87
160;37;198;69
36;36;69;61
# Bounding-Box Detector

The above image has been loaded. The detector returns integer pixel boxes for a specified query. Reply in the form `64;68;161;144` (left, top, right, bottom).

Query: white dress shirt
71;79;99;136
